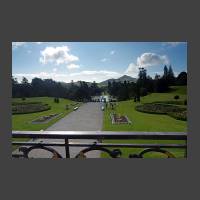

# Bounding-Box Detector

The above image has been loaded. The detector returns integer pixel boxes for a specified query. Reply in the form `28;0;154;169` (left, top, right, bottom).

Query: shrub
54;97;59;103
140;87;148;96
22;97;26;101
174;95;180;100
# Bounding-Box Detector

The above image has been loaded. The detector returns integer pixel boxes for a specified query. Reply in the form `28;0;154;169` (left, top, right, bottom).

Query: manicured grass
169;85;187;95
12;97;80;150
12;97;78;131
101;139;186;158
103;101;187;132
102;86;187;158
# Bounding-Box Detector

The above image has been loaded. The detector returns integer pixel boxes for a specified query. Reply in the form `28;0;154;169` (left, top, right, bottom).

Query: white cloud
67;63;80;70
101;58;107;62
13;70;121;83
53;68;57;72
12;42;26;49
39;46;79;65
13;72;68;83
69;70;121;82
124;52;170;77
124;63;139;78
35;42;43;44
136;53;169;67
110;50;115;55
70;70;119;77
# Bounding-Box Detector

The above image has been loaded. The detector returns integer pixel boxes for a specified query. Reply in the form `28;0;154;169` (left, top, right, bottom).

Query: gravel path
13;102;103;158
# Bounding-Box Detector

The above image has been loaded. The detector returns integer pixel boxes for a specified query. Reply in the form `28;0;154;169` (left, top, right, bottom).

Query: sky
12;42;187;83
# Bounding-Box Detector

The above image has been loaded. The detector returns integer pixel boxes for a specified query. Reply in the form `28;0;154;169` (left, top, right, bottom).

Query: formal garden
12;64;187;158
101;85;187;158
12;97;79;131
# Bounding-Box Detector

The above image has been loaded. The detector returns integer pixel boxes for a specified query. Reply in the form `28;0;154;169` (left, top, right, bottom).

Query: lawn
12;97;78;131
12;97;80;149
102;86;187;158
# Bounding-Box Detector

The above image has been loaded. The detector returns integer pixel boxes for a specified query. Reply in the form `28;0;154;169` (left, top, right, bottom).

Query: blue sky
12;42;187;83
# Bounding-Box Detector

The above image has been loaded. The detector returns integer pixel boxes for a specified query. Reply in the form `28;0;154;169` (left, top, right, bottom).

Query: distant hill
99;75;137;86
59;75;137;87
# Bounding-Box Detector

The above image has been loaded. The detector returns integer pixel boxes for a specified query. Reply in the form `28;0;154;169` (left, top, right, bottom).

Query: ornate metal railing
12;131;187;158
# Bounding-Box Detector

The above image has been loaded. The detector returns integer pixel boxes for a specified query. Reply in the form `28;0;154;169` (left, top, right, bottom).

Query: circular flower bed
12;102;51;114
135;103;187;121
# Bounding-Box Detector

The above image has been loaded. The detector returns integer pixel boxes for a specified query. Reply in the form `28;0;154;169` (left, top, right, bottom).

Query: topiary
174;95;180;100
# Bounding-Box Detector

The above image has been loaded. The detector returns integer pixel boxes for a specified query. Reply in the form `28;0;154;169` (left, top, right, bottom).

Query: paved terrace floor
13;102;103;158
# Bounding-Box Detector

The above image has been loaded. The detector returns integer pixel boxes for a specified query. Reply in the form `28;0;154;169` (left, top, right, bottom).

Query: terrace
12;131;187;158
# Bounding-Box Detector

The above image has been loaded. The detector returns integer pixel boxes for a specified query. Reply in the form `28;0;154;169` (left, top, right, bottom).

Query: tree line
107;65;187;101
12;77;102;101
12;65;187;101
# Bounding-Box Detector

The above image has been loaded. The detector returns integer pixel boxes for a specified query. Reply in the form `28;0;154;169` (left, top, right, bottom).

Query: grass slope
102;86;187;158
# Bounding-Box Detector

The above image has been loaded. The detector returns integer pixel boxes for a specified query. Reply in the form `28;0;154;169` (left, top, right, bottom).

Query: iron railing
12;131;187;158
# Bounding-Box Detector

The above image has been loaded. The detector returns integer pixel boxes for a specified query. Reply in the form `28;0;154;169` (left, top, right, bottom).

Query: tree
12;76;103;101
174;95;180;100
176;72;187;85
140;87;148;96
168;65;175;85
21;77;29;85
154;76;169;93
162;65;175;86
154;74;160;80
163;65;168;79
21;77;31;97
108;81;112;95
138;67;147;80
31;78;45;96
12;76;20;97
90;81;101;96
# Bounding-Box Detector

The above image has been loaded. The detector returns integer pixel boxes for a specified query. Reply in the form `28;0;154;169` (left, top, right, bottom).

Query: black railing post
184;139;187;158
65;139;70;158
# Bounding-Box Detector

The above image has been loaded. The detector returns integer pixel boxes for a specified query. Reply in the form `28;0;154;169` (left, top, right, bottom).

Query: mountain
117;75;137;82
99;75;137;86
59;75;137;87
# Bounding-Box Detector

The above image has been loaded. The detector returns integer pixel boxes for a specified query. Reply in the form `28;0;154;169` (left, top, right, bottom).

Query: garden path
13;102;103;158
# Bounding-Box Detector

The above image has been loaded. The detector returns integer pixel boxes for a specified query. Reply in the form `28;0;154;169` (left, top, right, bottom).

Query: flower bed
110;113;131;124
31;113;62;124
153;100;187;105
135;103;187;121
12;101;42;106
12;102;51;114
